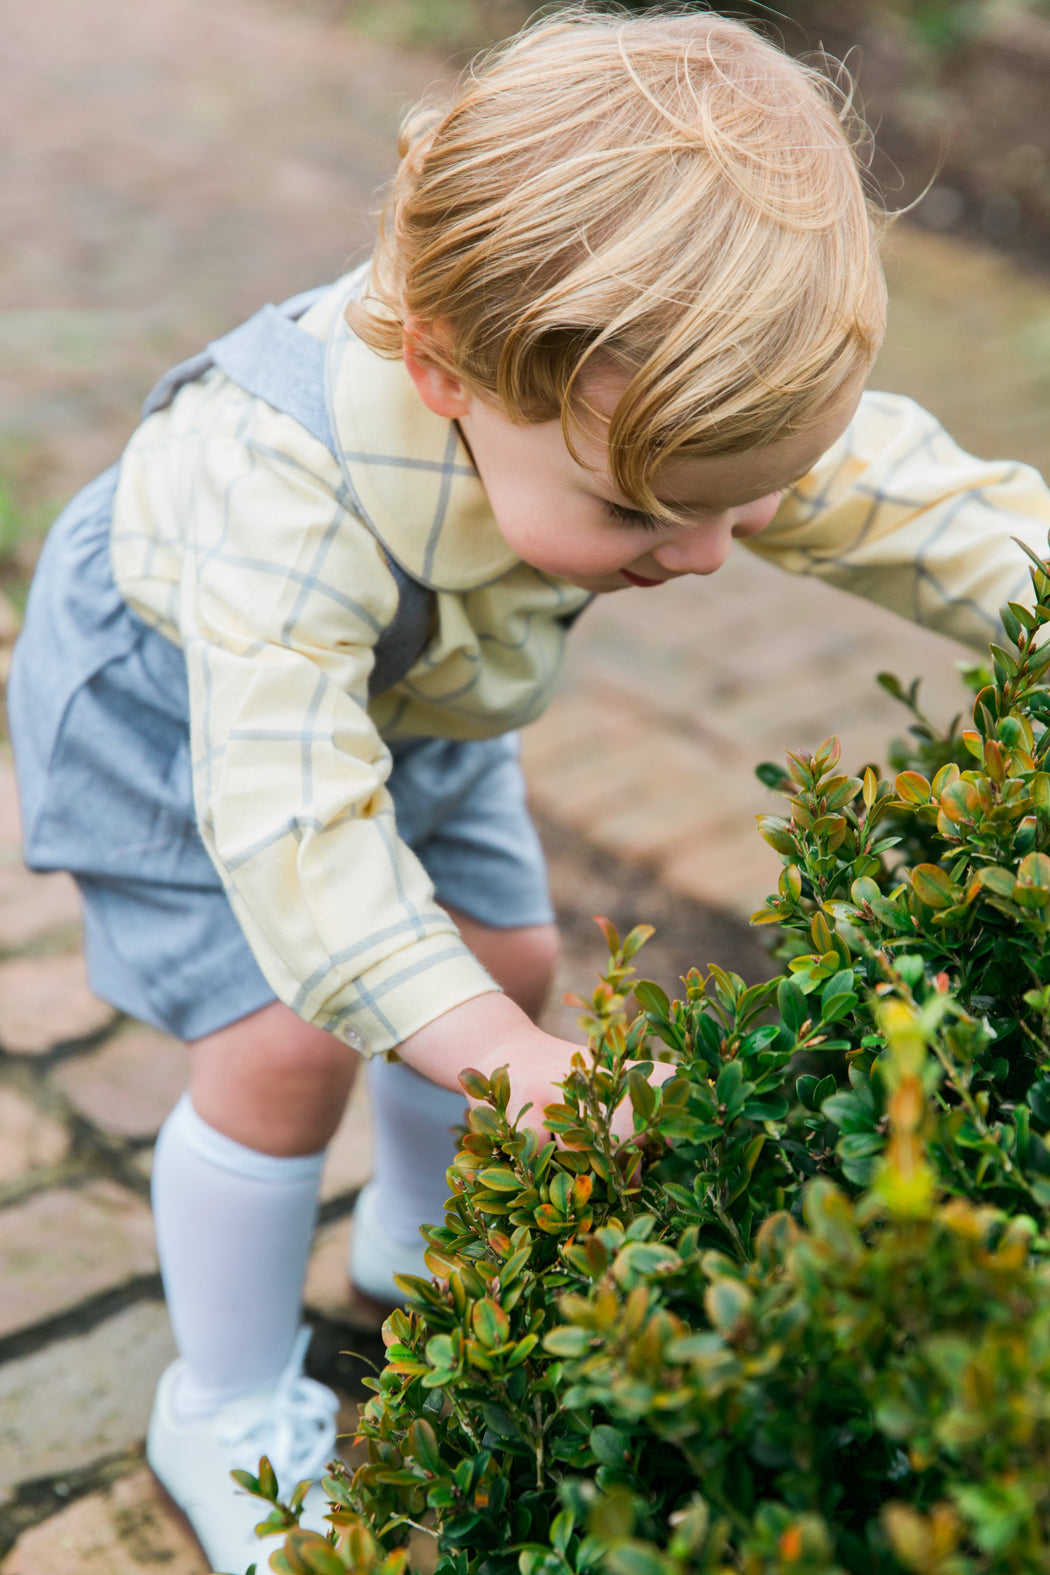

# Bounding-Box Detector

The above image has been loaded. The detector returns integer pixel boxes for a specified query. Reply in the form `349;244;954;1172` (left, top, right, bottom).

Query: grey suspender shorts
7;290;553;1043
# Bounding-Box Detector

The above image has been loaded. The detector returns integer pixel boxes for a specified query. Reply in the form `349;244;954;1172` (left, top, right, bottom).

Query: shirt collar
324;278;520;591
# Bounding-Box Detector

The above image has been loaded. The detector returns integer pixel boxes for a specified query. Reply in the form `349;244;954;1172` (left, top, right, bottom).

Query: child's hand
396;991;676;1142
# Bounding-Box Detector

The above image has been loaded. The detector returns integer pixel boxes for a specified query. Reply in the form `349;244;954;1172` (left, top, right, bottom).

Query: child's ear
402;320;471;419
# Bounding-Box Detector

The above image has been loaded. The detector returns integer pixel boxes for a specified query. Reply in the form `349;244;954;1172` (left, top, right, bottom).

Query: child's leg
152;1000;358;1417
188;996;359;1156
355;911;559;1296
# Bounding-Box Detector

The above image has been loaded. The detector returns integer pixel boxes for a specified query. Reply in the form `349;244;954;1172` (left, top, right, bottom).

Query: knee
189;1001;359;1155
250;1009;358;1088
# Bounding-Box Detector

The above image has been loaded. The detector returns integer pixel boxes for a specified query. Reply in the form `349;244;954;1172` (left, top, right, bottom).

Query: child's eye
604;501;666;533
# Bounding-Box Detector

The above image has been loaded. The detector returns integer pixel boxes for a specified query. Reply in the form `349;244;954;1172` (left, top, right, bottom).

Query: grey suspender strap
141;289;335;449
139;287;434;700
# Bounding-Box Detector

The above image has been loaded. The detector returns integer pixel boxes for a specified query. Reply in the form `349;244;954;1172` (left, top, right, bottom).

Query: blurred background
2;2;1050;1564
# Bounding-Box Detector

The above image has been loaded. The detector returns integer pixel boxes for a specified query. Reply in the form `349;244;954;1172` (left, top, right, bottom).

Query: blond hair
351;4;888;515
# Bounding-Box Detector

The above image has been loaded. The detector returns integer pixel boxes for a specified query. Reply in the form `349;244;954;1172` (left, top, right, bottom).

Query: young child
10;5;1050;1570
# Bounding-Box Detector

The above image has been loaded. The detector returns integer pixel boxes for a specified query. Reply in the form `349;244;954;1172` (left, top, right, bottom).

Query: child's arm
747;390;1050;649
397;991;677;1140
116;383;507;1063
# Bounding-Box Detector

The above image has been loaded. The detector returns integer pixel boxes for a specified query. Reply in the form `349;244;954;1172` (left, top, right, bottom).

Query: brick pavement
0;744;385;1569
523;546;978;921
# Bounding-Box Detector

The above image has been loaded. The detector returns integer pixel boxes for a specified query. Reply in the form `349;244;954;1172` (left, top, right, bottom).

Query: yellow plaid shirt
110;274;1050;1054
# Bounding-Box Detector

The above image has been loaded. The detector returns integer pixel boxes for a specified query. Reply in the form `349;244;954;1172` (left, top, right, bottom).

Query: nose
651;493;781;577
652;524;734;577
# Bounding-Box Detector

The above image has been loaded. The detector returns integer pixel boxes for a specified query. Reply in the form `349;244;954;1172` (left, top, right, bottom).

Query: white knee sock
365;1057;466;1247
152;1093;325;1423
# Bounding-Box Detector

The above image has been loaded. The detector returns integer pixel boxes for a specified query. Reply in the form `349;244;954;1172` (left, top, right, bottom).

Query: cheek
493;497;621;574
734;494;783;537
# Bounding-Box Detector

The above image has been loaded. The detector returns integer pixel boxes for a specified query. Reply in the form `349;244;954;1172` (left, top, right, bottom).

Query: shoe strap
220;1328;339;1488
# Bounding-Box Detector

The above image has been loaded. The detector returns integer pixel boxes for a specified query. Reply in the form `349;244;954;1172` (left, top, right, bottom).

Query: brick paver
0;864;80;954
0;764;21;851
0;1182;156;1340
0;762;80;952
53;1026;188;1142
0;1088;69;1188
2;1469;206;1575
525;548;977;921
0;1305;175;1506
0;953;116;1056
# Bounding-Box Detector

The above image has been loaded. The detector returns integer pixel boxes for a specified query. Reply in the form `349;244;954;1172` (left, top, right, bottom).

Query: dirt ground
779;0;1050;277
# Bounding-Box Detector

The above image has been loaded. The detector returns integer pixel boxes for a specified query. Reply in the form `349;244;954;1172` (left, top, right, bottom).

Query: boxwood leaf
633;979;670;1016
741;1092;789;1121
777;977;808;1035
407;1418;443;1475
821;1092;873;1133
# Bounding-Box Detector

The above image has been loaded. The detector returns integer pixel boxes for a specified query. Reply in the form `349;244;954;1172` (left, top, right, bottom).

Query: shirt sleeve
747;390;1050;651
179;389;499;1055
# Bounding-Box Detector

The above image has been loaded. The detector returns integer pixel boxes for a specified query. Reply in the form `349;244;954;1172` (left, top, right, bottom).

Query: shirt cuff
306;931;503;1056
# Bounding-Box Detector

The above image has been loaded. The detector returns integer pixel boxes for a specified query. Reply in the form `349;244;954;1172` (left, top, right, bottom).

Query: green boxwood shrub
247;540;1050;1575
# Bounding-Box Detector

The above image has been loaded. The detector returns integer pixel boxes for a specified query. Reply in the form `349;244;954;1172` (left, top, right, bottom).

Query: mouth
621;569;668;588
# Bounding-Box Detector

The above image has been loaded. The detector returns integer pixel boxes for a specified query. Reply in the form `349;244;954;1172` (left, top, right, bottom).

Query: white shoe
147;1328;339;1574
348;1180;431;1304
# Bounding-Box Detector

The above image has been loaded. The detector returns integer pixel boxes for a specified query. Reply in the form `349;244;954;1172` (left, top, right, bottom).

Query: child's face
405;346;863;593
